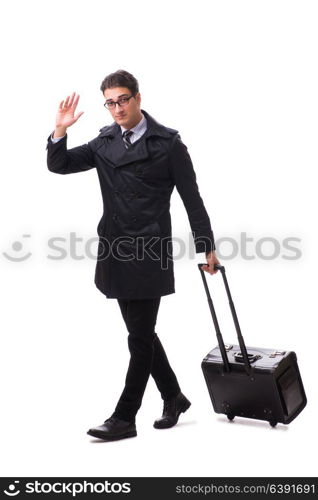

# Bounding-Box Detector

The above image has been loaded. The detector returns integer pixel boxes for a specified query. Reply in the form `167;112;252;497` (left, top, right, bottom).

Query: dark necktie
122;130;133;149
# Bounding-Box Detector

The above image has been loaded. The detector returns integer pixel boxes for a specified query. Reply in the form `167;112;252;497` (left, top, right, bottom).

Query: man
46;69;220;441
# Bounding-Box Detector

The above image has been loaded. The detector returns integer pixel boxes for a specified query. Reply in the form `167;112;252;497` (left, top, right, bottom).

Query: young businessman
46;69;220;441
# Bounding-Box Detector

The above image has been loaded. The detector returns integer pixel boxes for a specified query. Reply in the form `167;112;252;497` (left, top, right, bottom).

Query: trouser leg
113;297;180;421
151;335;180;400
118;298;180;400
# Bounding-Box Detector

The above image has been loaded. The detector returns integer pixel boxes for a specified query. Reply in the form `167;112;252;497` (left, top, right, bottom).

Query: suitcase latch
224;344;233;351
269;350;286;358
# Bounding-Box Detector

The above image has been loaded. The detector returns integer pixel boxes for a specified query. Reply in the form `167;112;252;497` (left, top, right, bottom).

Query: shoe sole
153;400;191;429
87;430;137;441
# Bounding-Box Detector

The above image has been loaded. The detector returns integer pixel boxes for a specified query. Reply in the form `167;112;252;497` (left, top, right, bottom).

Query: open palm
56;92;84;129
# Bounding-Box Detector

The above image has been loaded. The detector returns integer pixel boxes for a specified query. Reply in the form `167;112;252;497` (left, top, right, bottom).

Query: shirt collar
99;109;178;139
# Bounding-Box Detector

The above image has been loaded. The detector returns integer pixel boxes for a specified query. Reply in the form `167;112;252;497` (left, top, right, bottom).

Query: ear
136;92;141;105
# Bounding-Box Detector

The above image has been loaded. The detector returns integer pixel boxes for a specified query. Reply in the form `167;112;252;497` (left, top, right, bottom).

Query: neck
127;111;143;130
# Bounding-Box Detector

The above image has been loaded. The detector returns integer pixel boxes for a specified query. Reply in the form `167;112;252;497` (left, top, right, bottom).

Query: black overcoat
46;109;215;299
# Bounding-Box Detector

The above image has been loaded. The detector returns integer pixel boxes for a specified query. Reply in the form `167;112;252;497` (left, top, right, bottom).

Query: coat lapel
97;109;178;168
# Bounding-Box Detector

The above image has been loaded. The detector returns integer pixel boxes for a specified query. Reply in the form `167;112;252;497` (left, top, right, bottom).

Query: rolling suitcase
199;263;307;427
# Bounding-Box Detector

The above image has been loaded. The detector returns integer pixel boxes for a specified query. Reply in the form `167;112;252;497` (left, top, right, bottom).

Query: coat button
112;213;118;221
114;190;120;196
131;216;137;222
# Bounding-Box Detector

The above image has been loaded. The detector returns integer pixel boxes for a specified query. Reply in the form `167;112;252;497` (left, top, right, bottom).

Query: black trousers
112;297;181;422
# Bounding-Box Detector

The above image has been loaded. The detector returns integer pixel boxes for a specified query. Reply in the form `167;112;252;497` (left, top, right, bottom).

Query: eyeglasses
104;95;135;110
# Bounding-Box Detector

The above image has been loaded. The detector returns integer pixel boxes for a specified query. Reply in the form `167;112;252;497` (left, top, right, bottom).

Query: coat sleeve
46;133;96;174
168;134;216;254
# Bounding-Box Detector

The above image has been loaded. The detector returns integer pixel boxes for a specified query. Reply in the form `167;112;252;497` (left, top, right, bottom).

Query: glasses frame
104;94;136;110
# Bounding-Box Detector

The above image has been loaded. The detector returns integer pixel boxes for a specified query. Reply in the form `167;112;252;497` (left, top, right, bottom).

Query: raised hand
54;92;84;137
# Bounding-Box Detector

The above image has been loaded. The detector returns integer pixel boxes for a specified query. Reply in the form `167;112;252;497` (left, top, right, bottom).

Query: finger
213;263;220;273
64;95;71;108
208;264;216;274
59;100;64;111
72;94;80;110
69;92;77;108
69;92;75;106
74;111;84;121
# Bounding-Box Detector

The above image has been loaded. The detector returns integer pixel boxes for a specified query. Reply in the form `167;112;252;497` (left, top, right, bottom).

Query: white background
1;0;317;478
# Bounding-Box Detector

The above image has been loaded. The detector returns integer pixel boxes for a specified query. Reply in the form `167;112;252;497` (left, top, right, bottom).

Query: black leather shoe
153;392;191;429
87;416;137;441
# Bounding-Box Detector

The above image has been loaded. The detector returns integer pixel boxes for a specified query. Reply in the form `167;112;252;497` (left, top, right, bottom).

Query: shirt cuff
51;133;66;143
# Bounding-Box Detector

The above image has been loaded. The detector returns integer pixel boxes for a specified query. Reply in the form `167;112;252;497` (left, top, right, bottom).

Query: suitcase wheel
227;413;235;421
269;420;277;427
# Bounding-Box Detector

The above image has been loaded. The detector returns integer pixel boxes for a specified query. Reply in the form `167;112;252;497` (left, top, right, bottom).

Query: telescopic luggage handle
198;263;251;375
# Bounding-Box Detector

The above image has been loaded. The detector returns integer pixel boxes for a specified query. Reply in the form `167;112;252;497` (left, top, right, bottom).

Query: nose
114;102;125;116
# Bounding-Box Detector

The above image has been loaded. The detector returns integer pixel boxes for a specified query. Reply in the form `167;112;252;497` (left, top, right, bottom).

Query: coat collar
96;109;179;168
98;109;178;139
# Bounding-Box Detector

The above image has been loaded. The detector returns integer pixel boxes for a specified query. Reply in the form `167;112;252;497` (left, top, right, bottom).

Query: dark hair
100;69;139;95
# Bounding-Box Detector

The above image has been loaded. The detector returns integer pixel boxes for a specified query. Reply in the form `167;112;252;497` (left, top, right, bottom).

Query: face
103;86;142;129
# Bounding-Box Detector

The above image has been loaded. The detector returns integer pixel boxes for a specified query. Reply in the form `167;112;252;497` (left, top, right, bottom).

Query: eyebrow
105;93;129;102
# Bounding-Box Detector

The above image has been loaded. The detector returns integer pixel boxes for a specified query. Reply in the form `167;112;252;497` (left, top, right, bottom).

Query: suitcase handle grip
199;263;225;273
234;352;261;363
198;263;252;375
